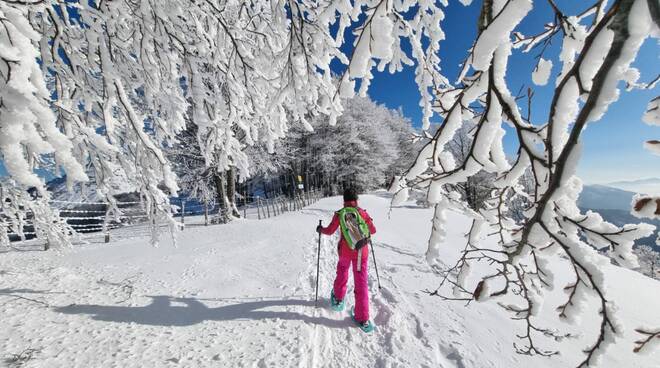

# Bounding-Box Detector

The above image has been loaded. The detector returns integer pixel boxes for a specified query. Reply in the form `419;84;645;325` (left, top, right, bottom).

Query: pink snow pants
333;245;369;322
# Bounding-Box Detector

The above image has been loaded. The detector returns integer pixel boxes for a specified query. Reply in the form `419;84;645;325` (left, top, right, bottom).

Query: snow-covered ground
1;194;658;367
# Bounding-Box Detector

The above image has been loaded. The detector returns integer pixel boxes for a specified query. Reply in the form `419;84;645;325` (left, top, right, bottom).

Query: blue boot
330;291;345;311
351;307;375;333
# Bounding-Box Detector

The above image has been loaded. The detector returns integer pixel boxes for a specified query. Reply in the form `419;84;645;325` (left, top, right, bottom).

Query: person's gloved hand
316;225;323;233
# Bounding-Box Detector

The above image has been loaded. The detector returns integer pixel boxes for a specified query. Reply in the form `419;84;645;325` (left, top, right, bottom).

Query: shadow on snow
55;295;350;328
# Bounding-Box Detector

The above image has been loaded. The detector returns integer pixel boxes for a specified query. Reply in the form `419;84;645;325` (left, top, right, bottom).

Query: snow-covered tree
443;122;496;211
1;0;347;241
0;3;88;246
2;0;445;238
389;0;659;365
313;97;414;191
634;245;660;280
167;124;215;205
168;113;242;224
257;97;414;194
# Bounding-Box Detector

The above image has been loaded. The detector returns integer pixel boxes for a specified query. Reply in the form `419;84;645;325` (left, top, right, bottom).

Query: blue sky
361;1;660;184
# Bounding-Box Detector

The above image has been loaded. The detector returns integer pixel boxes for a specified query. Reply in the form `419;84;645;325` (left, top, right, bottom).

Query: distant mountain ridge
605;177;660;195
579;184;659;250
577;184;634;211
609;177;660;185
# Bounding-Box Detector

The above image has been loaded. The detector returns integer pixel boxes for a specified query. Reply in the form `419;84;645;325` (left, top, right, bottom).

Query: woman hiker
316;188;377;332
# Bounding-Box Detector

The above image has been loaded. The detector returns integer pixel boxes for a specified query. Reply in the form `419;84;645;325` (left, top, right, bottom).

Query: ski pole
370;240;382;290
315;220;322;307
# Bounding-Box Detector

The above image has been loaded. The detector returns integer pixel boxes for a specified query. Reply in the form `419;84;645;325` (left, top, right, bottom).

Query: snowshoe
351;308;374;333
330;291;345;311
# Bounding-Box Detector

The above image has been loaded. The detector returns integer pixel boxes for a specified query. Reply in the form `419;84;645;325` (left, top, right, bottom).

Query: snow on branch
633;328;660;354
1;0;458;243
633;195;660;219
396;0;659;366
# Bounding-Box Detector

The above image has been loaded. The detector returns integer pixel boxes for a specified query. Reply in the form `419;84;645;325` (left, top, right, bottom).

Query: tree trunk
226;167;240;218
213;171;229;224
290;171;298;197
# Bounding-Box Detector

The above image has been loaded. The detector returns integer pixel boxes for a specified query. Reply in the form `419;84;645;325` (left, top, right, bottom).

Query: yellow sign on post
297;175;303;182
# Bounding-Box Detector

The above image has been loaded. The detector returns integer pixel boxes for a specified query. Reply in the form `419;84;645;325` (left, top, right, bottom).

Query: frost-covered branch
396;0;659;365
633;328;660;353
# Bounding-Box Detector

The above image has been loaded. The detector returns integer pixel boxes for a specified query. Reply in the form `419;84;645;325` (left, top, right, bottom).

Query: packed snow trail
0;194;658;367
296;207;439;367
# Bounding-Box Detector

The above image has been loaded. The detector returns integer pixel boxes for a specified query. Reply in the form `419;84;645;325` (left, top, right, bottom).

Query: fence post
103;204;111;243
181;200;185;227
257;197;261;220
266;198;272;218
204;202;209;226
243;197;248;219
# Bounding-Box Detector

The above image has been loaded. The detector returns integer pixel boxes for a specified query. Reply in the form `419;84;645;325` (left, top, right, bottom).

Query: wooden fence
3;189;326;248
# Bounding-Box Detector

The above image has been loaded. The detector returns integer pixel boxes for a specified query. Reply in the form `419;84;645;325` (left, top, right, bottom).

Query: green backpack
338;207;371;250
